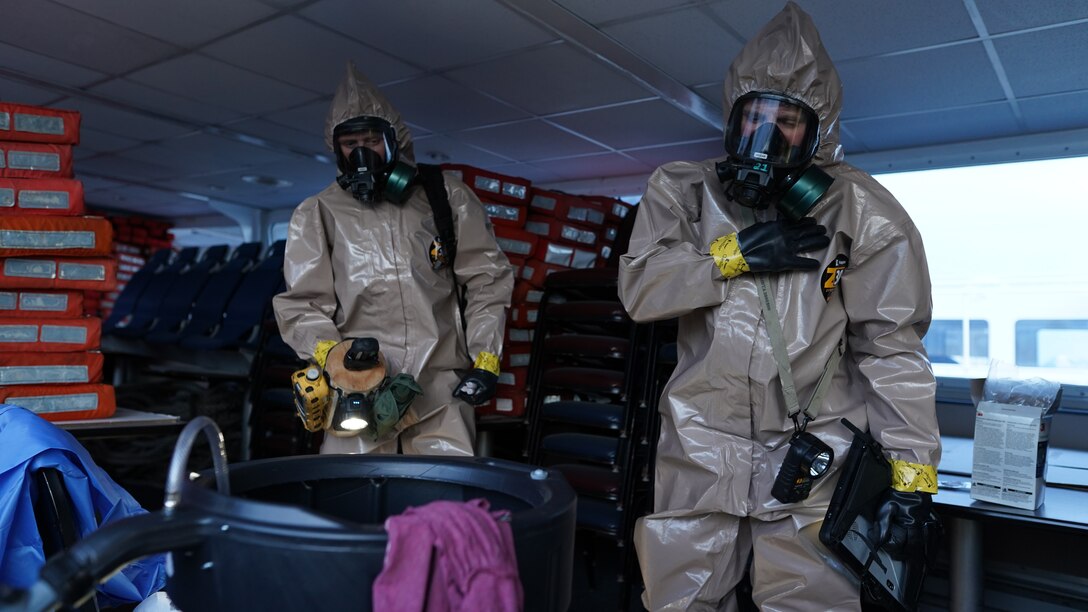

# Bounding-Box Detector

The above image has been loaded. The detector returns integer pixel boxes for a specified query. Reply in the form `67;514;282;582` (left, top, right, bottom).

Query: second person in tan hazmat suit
618;3;941;610
273;62;514;456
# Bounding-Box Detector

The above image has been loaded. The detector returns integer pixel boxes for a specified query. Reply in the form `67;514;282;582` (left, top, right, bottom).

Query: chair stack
524;267;660;607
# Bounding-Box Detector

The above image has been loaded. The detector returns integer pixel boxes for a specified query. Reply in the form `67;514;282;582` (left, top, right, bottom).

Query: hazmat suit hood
723;2;843;165
324;61;415;163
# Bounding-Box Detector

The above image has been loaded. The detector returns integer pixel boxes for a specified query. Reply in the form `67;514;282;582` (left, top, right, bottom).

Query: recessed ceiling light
241;174;293;188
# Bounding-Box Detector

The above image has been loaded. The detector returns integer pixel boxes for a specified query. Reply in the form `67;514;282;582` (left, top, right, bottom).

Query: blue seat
107;247;198;337
102;249;172;334
143;242;261;345
178;241;285;351
117;245;228;340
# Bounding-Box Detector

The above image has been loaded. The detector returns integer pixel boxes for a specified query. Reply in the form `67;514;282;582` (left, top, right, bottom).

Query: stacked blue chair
178;241;285;351
143;243;261;346
105;247;198;337
113;246;227;339
524;268;660;609
101;248;172;334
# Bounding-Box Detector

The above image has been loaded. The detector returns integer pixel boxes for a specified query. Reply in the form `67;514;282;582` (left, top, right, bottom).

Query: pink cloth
373;498;523;612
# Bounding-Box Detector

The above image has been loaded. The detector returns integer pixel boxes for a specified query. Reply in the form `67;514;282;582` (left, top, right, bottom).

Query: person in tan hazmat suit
273;62;513;455
618;4;941;610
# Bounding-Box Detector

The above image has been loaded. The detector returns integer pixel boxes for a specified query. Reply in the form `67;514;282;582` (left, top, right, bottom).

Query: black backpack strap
416;163;468;334
417;163;457;270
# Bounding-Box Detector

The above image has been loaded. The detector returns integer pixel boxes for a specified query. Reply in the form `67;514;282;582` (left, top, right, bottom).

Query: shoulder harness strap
416;163;457;270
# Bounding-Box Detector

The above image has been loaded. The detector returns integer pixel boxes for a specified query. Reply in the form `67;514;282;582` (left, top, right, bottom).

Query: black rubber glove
872;490;933;561
453;369;498;405
737;216;830;273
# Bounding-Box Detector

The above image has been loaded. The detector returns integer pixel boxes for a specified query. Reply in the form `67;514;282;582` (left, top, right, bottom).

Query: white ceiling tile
220;118;327;158
202;15;418;93
382;76;530;132
554;0;697;25
844;104;1020;153
89;78;244;125
301;0;556;70
528;153;654;182
0;76;66;107
263;100;333;147
158;157;332;210
447;43;651;115
0;0;179;74
88;185;215;219
126;54;317;115
604;7;744;87
837;43;1005;118
76;151;184;182
710;1;978;62
75;128;141;154
977;0;1088;34
412;134;514;168
50;0;278;47
550;99;720;150
454;120;607;161
120;133;297;179
996;23;1088;98
0;42;106;89
54;97;195;142
626;140;725;170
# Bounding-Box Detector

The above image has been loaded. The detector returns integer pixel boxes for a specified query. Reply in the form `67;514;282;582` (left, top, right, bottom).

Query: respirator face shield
717;92;828;217
334;116;414;204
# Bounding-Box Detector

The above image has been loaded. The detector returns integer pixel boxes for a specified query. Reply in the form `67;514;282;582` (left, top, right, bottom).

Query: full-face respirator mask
334;116;416;204
716;92;833;220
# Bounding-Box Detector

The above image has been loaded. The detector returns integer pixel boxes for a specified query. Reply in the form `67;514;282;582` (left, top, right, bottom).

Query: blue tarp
0;404;167;606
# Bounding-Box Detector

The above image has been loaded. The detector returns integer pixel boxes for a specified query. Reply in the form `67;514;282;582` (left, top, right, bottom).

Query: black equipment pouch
819;418;940;612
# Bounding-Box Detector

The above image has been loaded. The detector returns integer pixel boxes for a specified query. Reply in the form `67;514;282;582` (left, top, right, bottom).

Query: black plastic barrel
19;455;576;612
168;455;576;611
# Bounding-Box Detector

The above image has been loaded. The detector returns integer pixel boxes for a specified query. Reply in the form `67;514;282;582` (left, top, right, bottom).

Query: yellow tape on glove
474;351;500;376
313;339;338;369
891;460;938;494
709;233;750;280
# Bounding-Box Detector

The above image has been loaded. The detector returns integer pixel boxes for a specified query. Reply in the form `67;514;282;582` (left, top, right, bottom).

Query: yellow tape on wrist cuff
313;339;338;369
474;351;500;375
709;233;750;280
891;460;938;494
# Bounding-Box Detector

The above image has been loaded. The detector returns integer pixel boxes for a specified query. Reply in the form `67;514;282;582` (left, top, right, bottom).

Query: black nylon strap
417;163;457;269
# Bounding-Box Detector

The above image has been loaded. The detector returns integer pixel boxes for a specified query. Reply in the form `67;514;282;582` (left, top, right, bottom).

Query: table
935;437;1088;611
55;407;183;440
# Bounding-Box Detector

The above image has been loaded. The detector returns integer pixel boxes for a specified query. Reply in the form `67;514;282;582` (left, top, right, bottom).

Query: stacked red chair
0;102;117;422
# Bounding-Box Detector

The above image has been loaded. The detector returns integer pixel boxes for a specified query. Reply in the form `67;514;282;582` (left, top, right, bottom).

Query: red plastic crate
0;256;117;292
442;164;531;206
480;198;528;229
0;289;83;318
0;383;116;422
524;214;600;248
0;103;80;145
492;226;540;260
0;215;113;257
0;178;84;216
0;316;101;352
0;142;73;179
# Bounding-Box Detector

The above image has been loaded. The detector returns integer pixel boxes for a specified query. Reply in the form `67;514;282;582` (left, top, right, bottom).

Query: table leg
950;517;983;611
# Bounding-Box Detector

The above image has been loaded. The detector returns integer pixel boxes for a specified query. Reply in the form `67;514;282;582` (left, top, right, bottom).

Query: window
1016;320;1088;368
875;156;1088;387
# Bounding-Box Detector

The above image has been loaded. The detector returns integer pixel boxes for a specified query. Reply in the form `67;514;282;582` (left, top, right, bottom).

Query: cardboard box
970;387;1062;509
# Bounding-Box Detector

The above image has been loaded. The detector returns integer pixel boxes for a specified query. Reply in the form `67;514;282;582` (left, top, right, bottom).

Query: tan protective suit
618;4;940;610
273;64;513;456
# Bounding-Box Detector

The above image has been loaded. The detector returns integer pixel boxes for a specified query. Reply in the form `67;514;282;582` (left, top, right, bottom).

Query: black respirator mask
334;116;416;204
716;92;833;220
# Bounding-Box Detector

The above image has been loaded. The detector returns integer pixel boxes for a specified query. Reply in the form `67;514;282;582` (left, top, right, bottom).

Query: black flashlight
772;430;834;503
